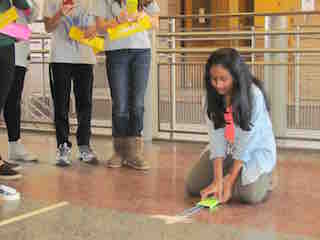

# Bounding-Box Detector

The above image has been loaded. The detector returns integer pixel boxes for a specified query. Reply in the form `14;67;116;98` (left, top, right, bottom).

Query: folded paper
0;23;31;41
108;15;152;41
69;26;104;53
197;197;219;210
127;0;138;15
0;7;19;30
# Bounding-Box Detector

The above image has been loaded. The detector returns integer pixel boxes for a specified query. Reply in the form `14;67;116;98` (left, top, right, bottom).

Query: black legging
4;66;27;142
0;44;15;112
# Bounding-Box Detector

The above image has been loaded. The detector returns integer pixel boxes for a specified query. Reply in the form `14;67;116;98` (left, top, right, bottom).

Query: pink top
23;8;31;16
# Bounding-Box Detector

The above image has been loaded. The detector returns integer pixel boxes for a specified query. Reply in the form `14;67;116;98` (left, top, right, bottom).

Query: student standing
44;0;99;167
4;0;39;163
0;0;32;179
95;0;160;170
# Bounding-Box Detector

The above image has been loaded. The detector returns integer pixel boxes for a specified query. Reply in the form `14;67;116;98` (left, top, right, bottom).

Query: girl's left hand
130;11;147;22
118;10;129;23
221;174;233;203
84;25;97;39
200;179;223;201
137;11;147;20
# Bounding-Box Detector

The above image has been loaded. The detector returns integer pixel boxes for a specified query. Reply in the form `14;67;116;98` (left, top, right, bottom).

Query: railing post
265;16;288;138
41;38;46;98
251;26;256;75
295;25;301;126
144;27;159;141
264;16;272;98
169;18;176;140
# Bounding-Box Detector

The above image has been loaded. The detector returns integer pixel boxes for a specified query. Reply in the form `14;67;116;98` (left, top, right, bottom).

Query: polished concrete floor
0;131;319;239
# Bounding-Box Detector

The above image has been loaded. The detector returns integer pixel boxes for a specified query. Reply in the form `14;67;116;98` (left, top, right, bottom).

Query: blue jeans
106;49;151;137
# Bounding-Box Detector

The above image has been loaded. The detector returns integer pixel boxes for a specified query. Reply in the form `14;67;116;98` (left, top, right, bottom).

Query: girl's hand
83;25;97;39
108;19;119;28
137;11;147;20
221;174;233;203
131;11;147;21
200;179;223;201
117;10;129;24
60;4;74;17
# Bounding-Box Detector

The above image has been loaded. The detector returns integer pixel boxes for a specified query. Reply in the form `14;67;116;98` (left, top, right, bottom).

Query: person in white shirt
3;0;39;165
43;0;99;167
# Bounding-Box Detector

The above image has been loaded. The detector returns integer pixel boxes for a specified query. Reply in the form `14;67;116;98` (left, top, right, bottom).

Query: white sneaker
0;185;21;201
56;143;72;167
8;141;38;162
78;146;99;165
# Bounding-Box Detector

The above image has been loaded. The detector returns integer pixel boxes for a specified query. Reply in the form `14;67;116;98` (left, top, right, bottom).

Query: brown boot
107;138;125;168
126;137;150;171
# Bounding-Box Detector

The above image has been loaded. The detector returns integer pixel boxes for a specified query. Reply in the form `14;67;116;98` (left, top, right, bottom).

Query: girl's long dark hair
114;0;153;11
205;48;269;131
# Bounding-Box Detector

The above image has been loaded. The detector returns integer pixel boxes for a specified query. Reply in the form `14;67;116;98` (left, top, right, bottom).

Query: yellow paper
93;48;100;54
68;26;104;53
127;0;138;15
0;7;18;30
108;15;152;41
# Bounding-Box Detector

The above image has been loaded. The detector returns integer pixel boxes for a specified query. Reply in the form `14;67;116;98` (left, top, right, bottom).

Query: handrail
33;11;320;21
31;33;51;39
170;37;252;41
293;24;320;28
159;11;320;19
167;27;254;31
31;50;50;54
157;48;320;54
158;61;320;66
157;30;320;37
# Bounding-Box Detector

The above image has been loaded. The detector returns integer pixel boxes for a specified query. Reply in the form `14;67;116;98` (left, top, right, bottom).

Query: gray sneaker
56;143;72;167
78;146;99;165
8;141;38;162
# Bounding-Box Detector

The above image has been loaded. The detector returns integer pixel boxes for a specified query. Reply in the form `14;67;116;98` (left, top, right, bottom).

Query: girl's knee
239;188;269;204
185;181;201;197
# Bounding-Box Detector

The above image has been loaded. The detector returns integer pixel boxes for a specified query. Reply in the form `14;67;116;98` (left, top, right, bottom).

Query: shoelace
58;144;70;157
81;149;94;159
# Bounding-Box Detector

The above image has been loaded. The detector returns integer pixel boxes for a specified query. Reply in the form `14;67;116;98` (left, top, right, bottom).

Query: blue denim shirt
205;84;277;185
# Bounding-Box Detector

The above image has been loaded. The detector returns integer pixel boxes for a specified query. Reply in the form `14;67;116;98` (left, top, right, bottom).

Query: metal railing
155;12;320;141
2;11;320;143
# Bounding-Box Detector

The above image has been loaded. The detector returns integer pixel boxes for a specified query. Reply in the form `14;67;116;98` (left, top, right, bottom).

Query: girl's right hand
108;19;119;28
60;4;74;17
83;25;97;39
117;10;129;24
200;179;223;201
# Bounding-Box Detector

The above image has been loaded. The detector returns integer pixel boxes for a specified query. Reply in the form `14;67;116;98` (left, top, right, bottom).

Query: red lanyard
224;106;235;144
